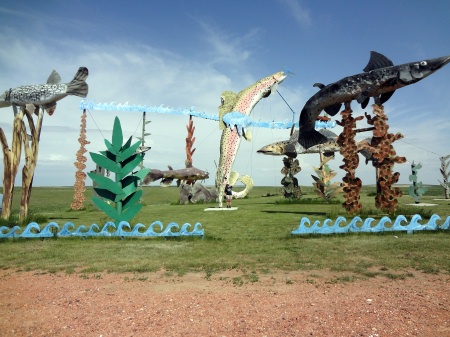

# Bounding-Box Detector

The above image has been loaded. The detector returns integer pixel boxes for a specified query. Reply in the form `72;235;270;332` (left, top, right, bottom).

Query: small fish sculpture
295;51;450;150
0;67;89;116
142;161;209;186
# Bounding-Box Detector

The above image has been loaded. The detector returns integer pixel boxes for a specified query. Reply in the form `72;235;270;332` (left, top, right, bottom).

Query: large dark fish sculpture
294;51;450;151
0;67;89;116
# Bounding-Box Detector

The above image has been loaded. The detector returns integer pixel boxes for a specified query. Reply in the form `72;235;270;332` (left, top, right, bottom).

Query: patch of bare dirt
0;269;449;336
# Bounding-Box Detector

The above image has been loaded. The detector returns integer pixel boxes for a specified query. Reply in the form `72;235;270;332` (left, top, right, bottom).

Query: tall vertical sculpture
88;117;150;223
71;109;90;210
408;161;427;204
336;107;364;214
360;105;406;213
438;155;450;199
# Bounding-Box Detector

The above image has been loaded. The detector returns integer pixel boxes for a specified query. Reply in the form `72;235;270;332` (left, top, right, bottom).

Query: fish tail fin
298;129;328;149
142;170;162;185
66;67;89;98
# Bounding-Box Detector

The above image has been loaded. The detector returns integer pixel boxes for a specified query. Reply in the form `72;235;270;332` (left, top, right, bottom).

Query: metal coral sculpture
336;106;364;214
185;115;196;168
71;109;90;210
280;157;302;199
408;161;427;204
87;117;150;222
438;154;450;199
311;153;343;201
360;104;406;213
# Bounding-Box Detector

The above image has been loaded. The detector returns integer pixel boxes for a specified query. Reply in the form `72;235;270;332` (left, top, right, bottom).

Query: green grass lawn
1;185;449;280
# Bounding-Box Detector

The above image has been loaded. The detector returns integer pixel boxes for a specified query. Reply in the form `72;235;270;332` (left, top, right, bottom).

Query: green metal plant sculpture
87;117;150;222
408;161;427;204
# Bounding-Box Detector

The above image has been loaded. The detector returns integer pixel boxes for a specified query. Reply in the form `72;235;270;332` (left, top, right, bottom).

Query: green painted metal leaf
104;139;119;155
92;197;121;221
118;140;141;162
122;155;144;176
111;117;123;153
122;189;143;210
134;168;151;181
121;176;140;198
120;203;142;222
93;187;123;203
90;153;121;173
87;173;123;195
122;136;132;150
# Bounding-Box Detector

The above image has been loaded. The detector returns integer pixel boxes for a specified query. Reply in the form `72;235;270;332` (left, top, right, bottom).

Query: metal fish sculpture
295;51;450;150
216;71;286;207
0;67;89;116
258;129;374;162
142;162;209;187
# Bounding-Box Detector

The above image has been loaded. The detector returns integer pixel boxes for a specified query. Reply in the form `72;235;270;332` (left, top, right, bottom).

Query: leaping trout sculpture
289;51;450;153
216;71;286;207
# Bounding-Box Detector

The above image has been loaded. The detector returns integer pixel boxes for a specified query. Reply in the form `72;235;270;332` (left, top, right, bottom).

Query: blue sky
0;0;449;190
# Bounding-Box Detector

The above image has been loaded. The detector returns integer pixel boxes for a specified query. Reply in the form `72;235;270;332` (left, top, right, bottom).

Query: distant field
0;185;449;279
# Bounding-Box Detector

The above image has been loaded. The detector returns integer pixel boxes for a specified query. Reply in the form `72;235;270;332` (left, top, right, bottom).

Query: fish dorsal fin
313;83;325;90
218;91;238;130
318;129;338;138
363;51;394;72
167;165;173;170
324;103;342;116
47;70;61;84
185;160;193;168
289;130;299;141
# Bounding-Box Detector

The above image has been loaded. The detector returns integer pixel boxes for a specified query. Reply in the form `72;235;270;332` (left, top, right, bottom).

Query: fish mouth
429;55;450;71
262;72;287;98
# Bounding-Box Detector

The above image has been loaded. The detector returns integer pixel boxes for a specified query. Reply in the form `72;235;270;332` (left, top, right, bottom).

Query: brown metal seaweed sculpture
336;106;364;214
71;109;90;210
359;104;406;213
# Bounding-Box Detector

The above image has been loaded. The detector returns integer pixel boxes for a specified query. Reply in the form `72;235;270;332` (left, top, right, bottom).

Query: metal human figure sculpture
286;52;450;152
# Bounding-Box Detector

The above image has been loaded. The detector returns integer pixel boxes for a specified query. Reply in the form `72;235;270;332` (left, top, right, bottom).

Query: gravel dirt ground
0;269;449;336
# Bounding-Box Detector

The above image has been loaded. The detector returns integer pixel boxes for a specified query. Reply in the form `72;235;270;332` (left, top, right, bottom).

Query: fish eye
420;61;427;66
220;96;224;105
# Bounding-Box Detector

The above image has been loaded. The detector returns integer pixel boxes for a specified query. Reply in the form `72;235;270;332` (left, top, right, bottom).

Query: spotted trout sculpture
292;51;450;151
0;67;89;116
215;71;286;207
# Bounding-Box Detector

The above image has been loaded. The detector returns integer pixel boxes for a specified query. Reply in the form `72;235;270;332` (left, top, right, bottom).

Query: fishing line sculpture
0;67;89;220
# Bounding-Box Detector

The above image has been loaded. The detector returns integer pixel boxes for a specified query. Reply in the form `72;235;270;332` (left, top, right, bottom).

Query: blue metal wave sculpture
0;221;204;239
291;214;450;235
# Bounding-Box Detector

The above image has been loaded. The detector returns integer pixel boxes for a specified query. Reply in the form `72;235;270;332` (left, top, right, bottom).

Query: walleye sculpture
258;129;373;162
216;71;286;207
0;67;89;116
291;51;450;152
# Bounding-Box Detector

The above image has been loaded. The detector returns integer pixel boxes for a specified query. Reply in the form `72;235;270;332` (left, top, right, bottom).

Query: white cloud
279;0;312;27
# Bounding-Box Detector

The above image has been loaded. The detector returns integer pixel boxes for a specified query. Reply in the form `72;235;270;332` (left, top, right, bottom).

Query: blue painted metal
291;214;450;235
0;221;204;239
